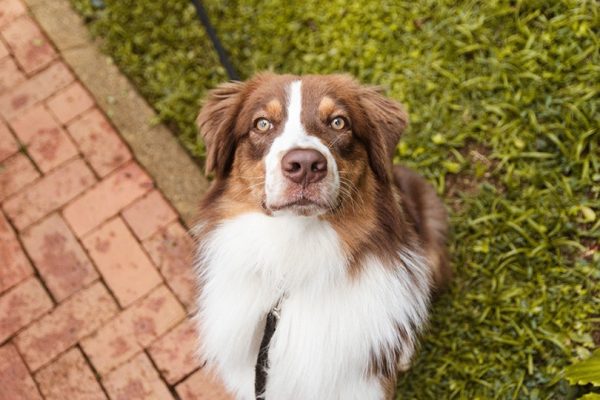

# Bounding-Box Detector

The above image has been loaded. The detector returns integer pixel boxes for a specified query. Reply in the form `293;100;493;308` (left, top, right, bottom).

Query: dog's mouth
266;195;329;216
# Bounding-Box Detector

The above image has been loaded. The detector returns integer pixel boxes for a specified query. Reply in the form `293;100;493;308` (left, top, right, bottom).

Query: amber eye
330;116;347;130
254;118;272;132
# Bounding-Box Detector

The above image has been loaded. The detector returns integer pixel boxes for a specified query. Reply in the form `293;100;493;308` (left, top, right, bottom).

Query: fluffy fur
193;73;450;400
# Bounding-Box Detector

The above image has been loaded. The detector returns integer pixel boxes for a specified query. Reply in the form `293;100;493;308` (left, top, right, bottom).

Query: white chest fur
194;212;431;400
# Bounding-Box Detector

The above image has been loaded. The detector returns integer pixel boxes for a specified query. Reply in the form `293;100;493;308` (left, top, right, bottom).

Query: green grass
70;0;599;398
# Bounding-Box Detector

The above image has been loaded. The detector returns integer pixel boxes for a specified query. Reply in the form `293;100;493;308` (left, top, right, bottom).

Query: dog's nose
281;148;327;185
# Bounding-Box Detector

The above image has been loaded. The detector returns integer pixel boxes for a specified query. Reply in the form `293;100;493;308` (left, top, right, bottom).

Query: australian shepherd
192;73;450;400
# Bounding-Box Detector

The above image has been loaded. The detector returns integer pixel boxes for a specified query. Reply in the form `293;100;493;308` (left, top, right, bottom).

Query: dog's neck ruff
194;212;432;400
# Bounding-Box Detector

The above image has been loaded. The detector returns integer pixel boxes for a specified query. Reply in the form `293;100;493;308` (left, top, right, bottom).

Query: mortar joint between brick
171;364;204;389
54;211;125;312
12;342;46;399
4;215;58;306
144;348;183;400
76;343;112;400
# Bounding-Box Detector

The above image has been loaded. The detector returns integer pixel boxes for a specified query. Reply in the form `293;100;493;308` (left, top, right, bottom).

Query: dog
192;73;450;400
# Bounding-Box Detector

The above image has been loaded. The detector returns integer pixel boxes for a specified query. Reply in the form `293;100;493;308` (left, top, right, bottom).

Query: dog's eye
254;118;272;132
330;116;347;130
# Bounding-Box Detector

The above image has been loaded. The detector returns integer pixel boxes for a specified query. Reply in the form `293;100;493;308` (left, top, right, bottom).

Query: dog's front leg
196;279;268;400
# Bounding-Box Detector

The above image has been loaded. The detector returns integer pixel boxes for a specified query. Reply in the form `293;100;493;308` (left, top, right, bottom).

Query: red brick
0;61;73;119
0;277;53;343
0;211;33;293
8;104;78;172
21;213;98;301
1;15;56;74
66;108;131;176
27;129;77;173
0;344;43;400
64;162;152;237
81;285;185;375
144;222;196;311
2;158;95;230
0;0;26;28
0;152;39;201
9;102;55;143
148;318;201;384
14;281;118;371
0;56;25;92
0;120;19;162
103;352;174;400
123;190;177;241
176;368;233;400
81;217;162;307
47;82;94;124
35;347;107;400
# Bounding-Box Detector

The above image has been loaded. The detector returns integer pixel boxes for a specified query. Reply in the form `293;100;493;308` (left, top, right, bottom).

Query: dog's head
197;73;408;217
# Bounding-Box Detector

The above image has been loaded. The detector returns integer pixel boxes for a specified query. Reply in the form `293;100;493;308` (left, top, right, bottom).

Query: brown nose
281;148;327;185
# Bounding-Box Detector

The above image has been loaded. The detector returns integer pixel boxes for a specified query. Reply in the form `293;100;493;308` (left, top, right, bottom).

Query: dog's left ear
196;81;246;179
358;86;409;182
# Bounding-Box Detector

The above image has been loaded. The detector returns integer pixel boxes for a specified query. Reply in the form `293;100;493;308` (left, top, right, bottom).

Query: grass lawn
70;0;599;398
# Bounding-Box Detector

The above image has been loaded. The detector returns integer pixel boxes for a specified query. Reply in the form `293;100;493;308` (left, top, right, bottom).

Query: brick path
0;1;231;398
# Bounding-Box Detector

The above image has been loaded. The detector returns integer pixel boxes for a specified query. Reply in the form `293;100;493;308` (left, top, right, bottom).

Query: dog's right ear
196;81;245;178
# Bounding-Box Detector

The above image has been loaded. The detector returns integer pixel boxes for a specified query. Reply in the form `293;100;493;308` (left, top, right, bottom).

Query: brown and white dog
193;73;450;400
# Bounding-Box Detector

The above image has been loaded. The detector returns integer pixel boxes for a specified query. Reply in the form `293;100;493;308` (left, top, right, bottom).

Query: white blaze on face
264;80;339;212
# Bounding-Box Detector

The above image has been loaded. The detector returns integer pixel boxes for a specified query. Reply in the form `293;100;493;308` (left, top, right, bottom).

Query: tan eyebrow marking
318;96;336;120
265;99;283;120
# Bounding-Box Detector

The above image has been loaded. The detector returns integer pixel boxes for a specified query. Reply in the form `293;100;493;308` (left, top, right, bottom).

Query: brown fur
195;73;450;397
393;165;451;291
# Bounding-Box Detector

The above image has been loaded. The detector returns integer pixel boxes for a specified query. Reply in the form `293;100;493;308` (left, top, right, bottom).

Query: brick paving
0;1;231;398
